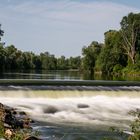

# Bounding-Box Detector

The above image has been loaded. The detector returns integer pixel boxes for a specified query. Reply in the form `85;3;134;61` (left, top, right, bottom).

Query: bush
122;64;140;74
113;64;124;73
128;109;140;140
109;109;140;140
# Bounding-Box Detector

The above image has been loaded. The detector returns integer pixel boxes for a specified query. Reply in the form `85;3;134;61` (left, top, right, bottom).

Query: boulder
77;103;89;109
0;103;38;139
4;109;24;129
43;106;58;114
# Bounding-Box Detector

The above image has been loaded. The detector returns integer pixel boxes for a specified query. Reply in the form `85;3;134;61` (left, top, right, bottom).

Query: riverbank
0;103;41;140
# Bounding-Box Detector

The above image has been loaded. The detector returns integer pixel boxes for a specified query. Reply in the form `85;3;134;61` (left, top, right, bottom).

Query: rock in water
4;109;24;129
24;136;41;140
43;106;58;114
77;103;89;109
0;103;42;140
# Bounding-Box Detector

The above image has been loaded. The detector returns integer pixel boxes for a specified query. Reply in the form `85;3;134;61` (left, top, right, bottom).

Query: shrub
113;64;124;73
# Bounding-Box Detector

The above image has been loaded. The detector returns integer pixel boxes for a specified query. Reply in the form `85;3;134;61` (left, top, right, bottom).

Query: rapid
0;86;140;139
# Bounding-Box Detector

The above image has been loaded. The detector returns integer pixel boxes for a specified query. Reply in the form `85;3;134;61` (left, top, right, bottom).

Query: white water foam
0;89;140;130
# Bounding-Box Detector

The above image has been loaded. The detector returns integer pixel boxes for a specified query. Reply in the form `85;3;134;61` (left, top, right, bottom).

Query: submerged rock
77;103;89;109
43;106;58;114
19;111;27;116
24;136;41;140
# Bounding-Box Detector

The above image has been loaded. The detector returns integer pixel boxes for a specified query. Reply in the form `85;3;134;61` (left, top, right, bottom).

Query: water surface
1;70;140;81
0;71;140;139
0;88;139;140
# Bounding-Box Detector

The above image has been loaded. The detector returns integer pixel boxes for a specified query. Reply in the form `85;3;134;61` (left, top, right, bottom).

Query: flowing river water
0;86;140;140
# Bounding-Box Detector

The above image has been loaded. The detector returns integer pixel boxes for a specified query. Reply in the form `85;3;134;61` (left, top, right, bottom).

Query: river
0;71;140;140
0;86;140;139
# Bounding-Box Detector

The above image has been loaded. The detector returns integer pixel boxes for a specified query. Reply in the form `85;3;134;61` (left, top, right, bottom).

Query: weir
1;79;140;86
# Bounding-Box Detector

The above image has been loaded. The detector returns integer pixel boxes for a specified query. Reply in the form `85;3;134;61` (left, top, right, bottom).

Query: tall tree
68;56;81;69
97;30;127;73
0;25;5;71
120;13;140;64
57;56;68;70
0;24;4;42
82;41;102;74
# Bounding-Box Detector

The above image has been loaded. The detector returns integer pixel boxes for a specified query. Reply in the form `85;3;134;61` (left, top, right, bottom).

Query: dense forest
0;12;140;75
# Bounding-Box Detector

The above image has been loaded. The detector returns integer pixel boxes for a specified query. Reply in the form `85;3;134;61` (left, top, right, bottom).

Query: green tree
48;54;57;70
57;55;68;70
0;45;6;71
68;56;81;69
22;52;34;70
0;24;5;71
0;24;4;42
5;45;18;69
120;13;140;64
40;52;57;70
97;30;127;73
82;41;102;74
33;55;42;70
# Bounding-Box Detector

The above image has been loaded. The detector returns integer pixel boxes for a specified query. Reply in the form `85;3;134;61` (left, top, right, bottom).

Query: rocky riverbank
0;103;41;140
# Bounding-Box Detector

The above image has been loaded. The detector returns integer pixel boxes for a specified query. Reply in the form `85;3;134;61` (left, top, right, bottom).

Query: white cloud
0;0;139;57
5;1;139;24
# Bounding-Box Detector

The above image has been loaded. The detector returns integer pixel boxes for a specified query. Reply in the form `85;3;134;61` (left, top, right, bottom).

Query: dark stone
24;118;35;123
4;109;24;129
30;119;35;123
43;106;58;114
24;136;41;140
77;104;89;109
12;110;17;115
19;111;27;116
0;102;33;130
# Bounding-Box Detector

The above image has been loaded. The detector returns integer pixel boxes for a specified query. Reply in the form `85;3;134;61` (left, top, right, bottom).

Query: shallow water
0;87;140;139
2;70;140;81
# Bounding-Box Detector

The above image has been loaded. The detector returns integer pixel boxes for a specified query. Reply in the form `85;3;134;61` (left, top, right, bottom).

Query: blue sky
0;0;140;57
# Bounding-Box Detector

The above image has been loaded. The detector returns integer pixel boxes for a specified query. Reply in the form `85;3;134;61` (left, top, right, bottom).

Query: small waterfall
0;86;140;130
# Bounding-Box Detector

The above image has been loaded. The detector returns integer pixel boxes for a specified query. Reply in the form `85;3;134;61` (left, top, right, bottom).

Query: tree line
0;25;81;71
0;44;81;71
0;12;140;75
82;12;140;75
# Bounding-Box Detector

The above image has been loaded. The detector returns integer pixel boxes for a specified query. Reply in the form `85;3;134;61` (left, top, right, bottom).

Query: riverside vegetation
108;109;140;140
0;12;140;77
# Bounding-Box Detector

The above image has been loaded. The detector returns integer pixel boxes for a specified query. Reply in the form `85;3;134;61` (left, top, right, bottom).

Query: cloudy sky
0;0;140;57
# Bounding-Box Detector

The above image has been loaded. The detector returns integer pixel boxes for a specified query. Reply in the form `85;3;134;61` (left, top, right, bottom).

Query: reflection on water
1;70;82;80
1;70;140;81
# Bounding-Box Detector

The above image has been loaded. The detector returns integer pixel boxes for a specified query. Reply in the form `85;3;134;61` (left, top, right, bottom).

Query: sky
0;0;140;57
